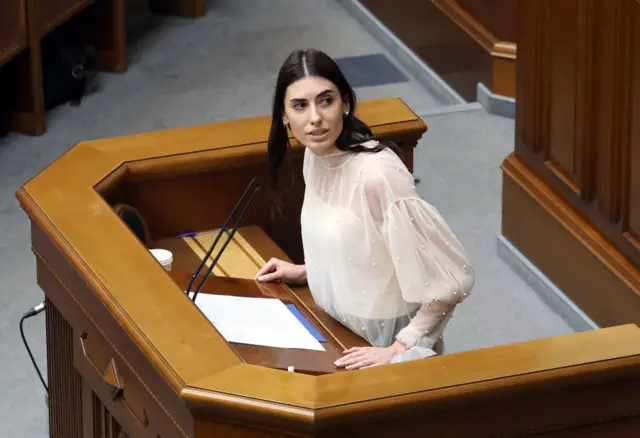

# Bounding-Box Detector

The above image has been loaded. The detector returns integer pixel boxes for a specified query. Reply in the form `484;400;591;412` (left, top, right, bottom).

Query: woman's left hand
334;342;406;370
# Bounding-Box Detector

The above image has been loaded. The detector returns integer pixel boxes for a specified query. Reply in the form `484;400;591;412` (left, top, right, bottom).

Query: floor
0;1;574;436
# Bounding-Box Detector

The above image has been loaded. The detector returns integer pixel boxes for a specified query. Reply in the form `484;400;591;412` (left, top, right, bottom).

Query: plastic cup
150;249;173;272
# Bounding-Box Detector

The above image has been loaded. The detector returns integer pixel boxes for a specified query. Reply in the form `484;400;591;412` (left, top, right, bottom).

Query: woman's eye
320;97;333;106
293;102;306;110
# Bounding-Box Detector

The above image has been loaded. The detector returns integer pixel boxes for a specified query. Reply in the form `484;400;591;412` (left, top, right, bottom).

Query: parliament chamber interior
1;0;639;437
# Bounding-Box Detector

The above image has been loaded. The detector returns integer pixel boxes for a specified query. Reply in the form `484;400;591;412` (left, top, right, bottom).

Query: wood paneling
85;389;127;438
456;0;517;42
360;0;491;101
46;298;83;438
504;0;640;327
502;156;640;327
359;0;516;100
35;228;193;437
33;0;89;36
592;0;633;223
0;0;27;66
623;1;640;249
514;0;544;155
532;0;596;199
546;0;580;189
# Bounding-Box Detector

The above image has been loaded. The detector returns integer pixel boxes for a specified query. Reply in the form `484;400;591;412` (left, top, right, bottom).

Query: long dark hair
267;49;396;189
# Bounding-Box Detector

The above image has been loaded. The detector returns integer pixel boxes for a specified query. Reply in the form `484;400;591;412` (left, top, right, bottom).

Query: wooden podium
16;98;640;437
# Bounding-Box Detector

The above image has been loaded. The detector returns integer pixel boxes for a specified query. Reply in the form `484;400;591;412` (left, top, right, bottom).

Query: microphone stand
187;179;261;303
185;177;257;295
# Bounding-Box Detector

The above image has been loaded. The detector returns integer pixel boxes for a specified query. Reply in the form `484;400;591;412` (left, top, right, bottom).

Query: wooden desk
0;0;207;135
171;273;351;375
158;225;371;375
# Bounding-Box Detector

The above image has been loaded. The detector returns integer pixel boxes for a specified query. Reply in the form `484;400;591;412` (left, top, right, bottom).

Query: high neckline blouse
300;141;475;351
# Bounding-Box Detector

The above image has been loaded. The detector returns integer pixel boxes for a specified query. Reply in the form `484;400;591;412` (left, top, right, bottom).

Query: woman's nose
309;106;322;124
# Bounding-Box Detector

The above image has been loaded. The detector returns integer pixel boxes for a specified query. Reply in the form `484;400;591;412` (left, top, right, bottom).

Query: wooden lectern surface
170;272;352;376
155;225;372;363
16;97;640;437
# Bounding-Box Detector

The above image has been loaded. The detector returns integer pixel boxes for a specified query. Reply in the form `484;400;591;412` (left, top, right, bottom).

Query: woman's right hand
254;258;307;284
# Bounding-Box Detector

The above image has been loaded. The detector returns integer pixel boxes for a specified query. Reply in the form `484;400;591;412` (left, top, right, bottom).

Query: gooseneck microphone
187;177;261;302
191;186;260;302
185;177;257;295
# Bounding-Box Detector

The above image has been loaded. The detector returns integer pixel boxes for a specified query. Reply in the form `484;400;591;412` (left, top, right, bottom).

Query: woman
255;49;475;370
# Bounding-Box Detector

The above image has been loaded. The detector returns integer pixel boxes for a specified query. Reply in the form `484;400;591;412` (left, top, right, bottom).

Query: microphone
191;185;261;302
185;177;257;295
187;178;262;302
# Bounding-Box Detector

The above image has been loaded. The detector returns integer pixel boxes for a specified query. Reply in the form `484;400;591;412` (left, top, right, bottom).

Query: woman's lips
308;129;329;139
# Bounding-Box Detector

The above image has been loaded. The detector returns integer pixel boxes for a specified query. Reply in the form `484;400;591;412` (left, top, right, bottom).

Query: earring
283;119;288;127
344;110;350;117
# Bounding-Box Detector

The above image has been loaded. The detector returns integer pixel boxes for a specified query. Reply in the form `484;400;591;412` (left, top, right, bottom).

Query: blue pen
177;231;197;238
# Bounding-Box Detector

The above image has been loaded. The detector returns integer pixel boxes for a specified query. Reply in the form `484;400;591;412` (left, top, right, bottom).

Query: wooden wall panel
516;0;595;199
46;298;83;438
591;0;637;260
514;0;545;156
624;0;640;247
513;0;640;268
359;0;518;100
360;0;492;101
574;0;596;201
546;0;580;190
593;0;632;223
456;0;517;42
503;0;640;327
546;0;594;199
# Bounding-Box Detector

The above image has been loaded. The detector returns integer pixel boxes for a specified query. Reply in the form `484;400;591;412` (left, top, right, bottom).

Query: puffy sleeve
361;151;475;350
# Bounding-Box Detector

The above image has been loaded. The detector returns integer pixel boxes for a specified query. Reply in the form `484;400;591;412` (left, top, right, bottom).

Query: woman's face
283;76;348;156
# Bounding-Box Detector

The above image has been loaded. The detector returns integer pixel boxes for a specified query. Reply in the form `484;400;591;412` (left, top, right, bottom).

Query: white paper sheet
189;294;325;351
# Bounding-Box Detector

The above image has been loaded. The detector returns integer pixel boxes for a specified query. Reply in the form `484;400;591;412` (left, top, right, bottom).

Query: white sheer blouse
300;141;475;356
